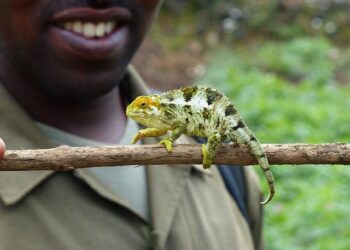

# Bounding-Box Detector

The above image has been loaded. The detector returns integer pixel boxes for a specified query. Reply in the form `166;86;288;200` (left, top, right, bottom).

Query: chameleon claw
131;133;142;144
201;144;212;169
160;139;173;152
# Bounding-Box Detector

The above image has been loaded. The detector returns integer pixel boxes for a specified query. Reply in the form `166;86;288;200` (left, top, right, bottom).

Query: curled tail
256;153;275;205
227;116;275;204
247;139;275;205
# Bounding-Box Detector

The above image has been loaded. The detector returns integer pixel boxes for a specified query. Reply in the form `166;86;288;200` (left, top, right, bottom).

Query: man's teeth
63;21;116;38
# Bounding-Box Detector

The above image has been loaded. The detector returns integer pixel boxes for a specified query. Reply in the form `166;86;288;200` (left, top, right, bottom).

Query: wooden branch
0;143;349;171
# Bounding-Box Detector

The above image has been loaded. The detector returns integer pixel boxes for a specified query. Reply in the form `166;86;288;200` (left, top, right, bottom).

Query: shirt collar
0;80;56;205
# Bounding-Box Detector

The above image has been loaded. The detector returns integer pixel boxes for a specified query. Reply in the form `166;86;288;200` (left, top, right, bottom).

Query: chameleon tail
256;154;275;205
247;139;275;205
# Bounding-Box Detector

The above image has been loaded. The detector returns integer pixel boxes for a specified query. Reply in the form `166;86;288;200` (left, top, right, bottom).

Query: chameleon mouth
125;106;136;118
125;107;144;122
126;111;135;119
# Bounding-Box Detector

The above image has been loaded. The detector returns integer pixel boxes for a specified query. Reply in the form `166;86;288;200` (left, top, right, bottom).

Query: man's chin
30;60;128;102
38;76;122;103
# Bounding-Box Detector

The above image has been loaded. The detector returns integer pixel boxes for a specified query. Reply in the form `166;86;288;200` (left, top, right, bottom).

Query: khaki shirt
0;66;264;250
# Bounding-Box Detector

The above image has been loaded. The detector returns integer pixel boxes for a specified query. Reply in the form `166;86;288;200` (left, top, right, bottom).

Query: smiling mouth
49;7;132;60
52;6;132;37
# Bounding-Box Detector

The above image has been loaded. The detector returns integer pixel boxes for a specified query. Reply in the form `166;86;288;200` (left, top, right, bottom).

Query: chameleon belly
126;86;275;205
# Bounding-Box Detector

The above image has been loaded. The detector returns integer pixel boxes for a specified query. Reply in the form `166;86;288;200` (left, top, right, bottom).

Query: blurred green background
132;1;350;249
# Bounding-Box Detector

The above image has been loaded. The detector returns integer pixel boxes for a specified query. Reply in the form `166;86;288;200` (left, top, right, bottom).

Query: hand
0;138;5;159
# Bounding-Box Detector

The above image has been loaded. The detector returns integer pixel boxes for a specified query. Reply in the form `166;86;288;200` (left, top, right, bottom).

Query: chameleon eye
140;102;148;108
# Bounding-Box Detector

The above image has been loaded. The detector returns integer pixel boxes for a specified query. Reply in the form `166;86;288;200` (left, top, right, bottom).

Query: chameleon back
159;86;237;138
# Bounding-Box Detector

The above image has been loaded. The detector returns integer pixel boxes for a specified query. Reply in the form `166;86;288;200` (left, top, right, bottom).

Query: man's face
0;0;161;100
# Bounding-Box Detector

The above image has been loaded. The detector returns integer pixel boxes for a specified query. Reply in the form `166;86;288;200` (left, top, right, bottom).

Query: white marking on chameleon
236;128;250;141
172;93;186;105
191;92;209;108
229;119;238;128
150;106;160;115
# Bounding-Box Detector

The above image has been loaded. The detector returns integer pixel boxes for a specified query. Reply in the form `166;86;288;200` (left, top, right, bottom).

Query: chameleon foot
131;128;168;144
132;132;143;145
201;144;213;169
160;138;174;152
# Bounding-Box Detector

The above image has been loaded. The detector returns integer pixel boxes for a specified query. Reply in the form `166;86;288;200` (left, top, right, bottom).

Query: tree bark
0;143;349;171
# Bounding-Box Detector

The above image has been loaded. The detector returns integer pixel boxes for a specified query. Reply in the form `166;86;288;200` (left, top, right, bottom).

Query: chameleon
126;86;275;205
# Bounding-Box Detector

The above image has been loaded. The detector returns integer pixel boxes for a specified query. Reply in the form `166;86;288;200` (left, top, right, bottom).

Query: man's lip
51;7;132;23
49;25;130;61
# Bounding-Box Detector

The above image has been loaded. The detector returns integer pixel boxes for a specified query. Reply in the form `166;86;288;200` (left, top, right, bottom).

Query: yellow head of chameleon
126;95;163;127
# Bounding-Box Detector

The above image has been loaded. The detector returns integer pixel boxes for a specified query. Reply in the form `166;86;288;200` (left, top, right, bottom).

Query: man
0;0;264;249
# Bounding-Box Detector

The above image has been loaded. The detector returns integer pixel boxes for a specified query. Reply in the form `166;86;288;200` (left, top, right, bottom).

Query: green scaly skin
126;86;275;205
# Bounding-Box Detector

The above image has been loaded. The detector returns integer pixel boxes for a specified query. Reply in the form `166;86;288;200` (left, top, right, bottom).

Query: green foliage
256;38;335;85
199;37;350;250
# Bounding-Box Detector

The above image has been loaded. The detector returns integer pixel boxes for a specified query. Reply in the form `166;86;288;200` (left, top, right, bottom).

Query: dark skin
0;138;4;159
0;0;161;154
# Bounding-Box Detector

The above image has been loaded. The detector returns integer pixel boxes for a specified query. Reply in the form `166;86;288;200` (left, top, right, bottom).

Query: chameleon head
126;95;170;129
